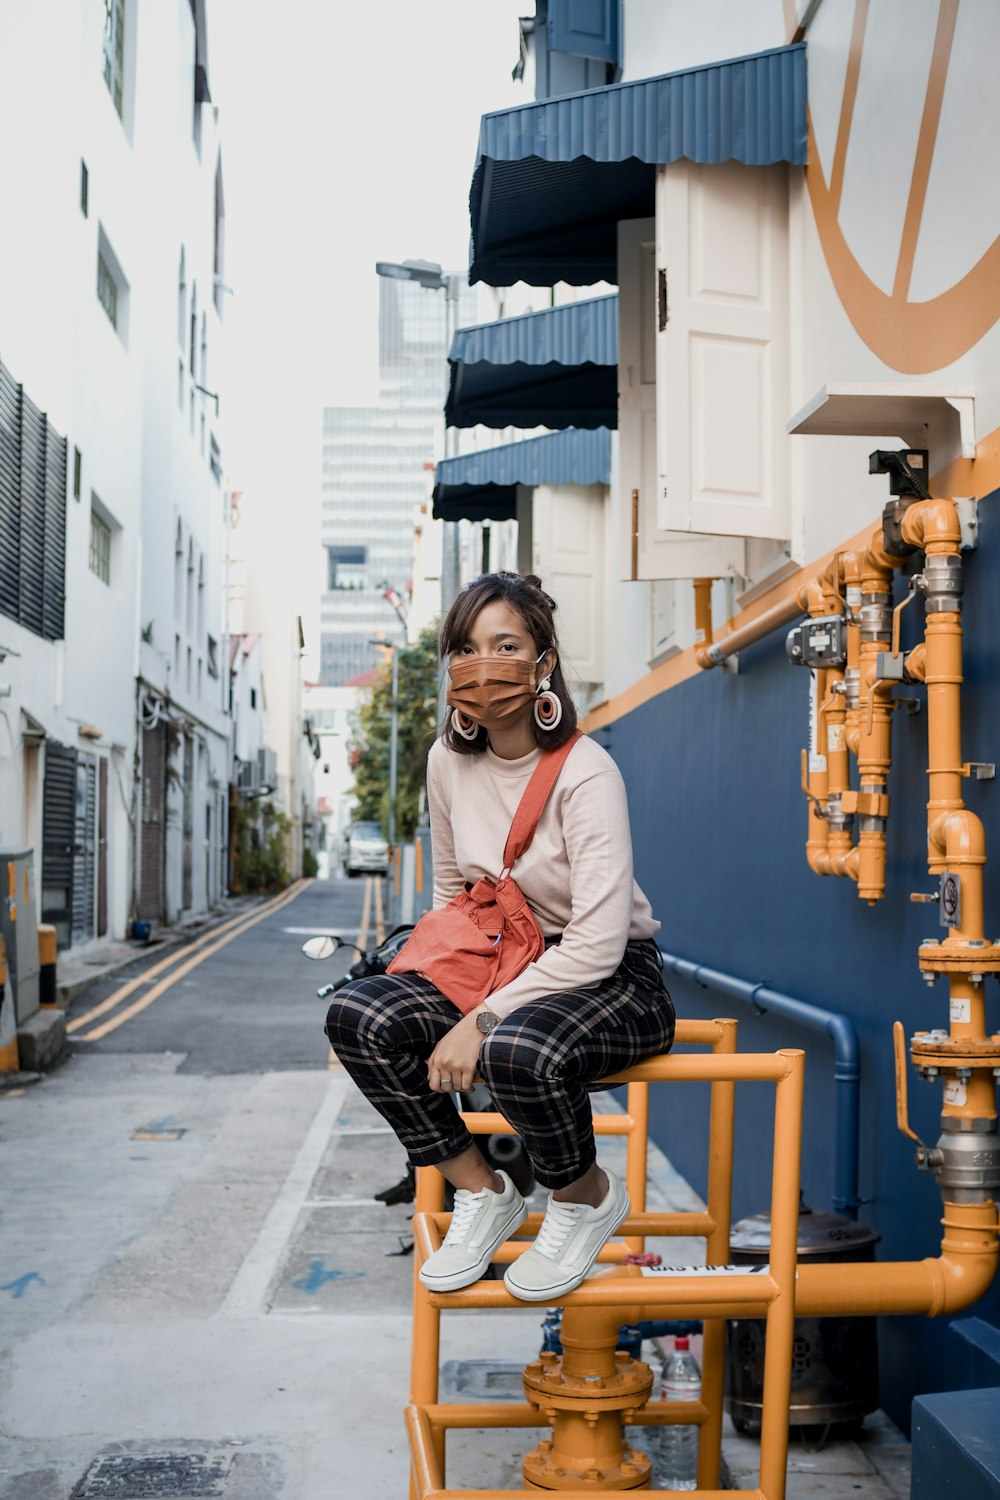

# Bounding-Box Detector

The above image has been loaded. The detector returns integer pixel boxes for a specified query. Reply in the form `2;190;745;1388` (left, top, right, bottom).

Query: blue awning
446;295;618;430
433;427;612;522
469;42;807;286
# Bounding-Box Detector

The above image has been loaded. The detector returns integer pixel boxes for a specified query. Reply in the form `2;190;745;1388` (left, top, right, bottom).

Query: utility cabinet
0;849;41;1024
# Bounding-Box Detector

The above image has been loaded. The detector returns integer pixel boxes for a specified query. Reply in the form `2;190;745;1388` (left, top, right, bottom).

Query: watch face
477;1010;497;1034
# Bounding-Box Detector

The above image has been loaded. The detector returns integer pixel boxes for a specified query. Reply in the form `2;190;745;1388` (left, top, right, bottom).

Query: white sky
209;0;526;506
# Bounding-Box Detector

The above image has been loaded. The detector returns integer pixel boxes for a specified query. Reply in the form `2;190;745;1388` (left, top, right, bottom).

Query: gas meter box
785;615;848;670
0;849;41;1024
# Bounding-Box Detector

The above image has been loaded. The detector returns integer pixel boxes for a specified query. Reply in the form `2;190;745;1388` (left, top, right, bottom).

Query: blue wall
599;497;1000;1432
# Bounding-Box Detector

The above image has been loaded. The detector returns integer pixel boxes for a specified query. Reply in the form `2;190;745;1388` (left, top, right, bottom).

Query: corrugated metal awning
446;295;617;430
469;42;807;286
433;427;612;521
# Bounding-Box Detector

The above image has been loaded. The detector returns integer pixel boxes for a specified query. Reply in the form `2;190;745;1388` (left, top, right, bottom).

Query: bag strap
501;731;582;873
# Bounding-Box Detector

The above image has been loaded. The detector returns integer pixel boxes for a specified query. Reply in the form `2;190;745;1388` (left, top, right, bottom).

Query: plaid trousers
324;938;675;1189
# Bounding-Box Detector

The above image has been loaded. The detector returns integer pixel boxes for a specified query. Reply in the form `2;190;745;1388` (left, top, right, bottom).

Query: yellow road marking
75;880;313;1042
67;880;310;1035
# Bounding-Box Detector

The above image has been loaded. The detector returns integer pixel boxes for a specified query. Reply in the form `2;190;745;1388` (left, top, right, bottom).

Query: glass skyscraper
319;264;475;685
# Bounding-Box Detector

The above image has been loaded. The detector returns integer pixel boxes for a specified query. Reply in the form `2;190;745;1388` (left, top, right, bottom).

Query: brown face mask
447;655;544;724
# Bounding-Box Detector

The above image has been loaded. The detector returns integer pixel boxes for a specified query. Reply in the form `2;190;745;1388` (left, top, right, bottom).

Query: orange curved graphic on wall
803;0;1000;374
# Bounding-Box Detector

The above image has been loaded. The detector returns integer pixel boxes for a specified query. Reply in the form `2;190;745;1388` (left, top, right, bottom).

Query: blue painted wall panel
600;496;1000;1429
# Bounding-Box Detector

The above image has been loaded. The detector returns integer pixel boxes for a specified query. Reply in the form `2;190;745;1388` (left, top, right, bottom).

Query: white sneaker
503;1168;630;1303
418;1171;528;1293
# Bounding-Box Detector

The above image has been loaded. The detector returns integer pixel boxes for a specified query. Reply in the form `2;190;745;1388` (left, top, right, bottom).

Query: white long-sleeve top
426;733;660;1020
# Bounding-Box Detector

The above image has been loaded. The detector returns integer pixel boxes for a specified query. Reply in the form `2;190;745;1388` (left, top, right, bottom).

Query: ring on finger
439;1076;453;1089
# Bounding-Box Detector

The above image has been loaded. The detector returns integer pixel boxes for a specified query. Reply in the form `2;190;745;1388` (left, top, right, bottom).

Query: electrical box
785;615;849;670
0;849;41;1024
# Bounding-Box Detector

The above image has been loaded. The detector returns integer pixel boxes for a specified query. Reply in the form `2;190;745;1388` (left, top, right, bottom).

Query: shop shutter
656;162;791;541
139;723;166;922
42;743;77;946
72;756;97;945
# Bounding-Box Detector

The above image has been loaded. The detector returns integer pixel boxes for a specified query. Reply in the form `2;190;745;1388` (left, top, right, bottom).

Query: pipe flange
910;1031;1000;1067
918;940;1000;975
523;1441;652;1491
523;1357;653;1413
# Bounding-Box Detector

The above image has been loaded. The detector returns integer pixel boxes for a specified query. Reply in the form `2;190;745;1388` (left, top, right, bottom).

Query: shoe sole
503;1188;631;1303
418;1200;529;1293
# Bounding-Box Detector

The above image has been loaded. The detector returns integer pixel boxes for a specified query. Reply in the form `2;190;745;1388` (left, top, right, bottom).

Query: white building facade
0;0;231;953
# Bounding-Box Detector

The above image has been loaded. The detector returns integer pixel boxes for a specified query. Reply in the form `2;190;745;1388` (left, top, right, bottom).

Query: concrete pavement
0;876;910;1498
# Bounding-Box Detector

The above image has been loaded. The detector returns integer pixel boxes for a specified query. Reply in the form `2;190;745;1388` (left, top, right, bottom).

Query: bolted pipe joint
920;553;964;613
924;1125;1000;1204
859;595;892;643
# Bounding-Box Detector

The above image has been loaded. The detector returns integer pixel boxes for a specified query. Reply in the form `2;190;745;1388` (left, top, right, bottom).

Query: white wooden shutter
617;218;745;580
656;162;790;540
532;482;605;687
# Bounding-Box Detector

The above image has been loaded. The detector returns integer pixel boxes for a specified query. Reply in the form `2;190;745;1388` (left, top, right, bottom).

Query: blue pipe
659;951;863;1220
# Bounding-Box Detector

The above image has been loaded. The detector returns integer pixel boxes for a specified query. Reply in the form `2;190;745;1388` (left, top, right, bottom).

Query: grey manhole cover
72;1453;231;1498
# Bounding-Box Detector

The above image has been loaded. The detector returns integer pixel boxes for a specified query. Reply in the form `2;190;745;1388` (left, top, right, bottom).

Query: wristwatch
475;1006;500;1036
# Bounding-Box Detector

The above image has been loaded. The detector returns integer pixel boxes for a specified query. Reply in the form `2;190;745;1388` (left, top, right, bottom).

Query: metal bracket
721;652;740;675
945;398;977;461
954;496;980;550
963;762;996;780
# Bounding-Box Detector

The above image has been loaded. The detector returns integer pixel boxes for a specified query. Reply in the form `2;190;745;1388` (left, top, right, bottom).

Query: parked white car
344;821;390;877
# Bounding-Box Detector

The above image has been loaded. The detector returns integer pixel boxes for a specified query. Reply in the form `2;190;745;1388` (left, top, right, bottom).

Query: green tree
349;624;441;840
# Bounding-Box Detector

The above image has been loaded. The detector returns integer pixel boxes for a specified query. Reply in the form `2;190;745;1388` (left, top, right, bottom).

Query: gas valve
785;614;849;670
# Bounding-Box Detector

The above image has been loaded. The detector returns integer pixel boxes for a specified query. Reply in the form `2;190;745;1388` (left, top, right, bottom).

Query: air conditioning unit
257;747;277;791
236;758;259;794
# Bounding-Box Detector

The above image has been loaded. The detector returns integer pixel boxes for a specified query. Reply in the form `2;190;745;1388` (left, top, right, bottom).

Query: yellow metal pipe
624;1081;649;1254
696;594;802;670
700;1016;738;1490
459;1111;639;1137
924;615;965;872
796;1201;998;1316
693;576;715;649
420;1211;716;1254
757;1052;805;1500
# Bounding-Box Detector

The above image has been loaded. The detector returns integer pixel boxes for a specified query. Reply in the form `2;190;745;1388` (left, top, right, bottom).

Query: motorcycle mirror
302;935;340;961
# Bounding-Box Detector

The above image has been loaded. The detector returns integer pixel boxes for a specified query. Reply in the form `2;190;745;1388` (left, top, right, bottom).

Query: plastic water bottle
658;1336;700;1491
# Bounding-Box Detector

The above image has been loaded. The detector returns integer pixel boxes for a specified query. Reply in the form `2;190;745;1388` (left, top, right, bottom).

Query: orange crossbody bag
386;732;582;1013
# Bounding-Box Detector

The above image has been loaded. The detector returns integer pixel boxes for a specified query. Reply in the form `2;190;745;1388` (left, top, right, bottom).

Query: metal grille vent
72;1452;231;1498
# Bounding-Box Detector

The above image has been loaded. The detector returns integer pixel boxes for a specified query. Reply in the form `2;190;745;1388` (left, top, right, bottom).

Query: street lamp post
388;643;399;853
374;259;463;616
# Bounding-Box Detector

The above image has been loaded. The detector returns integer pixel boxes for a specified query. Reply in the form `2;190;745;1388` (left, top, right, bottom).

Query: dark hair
439;571;578;754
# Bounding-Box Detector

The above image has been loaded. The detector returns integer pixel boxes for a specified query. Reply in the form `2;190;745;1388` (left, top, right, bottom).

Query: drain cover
72;1453;231;1497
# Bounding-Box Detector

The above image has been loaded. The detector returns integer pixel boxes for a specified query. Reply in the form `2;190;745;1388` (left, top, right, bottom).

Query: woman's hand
428;1012;484;1094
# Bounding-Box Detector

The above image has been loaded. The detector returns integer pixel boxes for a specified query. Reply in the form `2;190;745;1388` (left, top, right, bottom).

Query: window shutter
532;482;606;688
0;364;21;624
656;162;791;541
548;0;621;64
617;219;745;581
0;359;67;641
18;392;46;637
43;422;67;639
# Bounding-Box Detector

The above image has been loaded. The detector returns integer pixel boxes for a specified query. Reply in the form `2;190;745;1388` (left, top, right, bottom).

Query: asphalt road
63;876;378;1074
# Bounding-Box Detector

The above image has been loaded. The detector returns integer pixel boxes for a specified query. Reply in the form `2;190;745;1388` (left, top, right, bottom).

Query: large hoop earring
533;679;563;731
451;708;481;741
